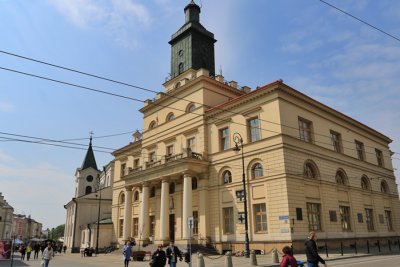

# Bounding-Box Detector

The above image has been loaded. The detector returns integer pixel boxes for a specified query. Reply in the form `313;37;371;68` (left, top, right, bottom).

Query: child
280;246;298;267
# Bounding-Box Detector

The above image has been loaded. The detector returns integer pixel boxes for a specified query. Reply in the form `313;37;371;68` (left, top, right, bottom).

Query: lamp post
233;132;250;258
95;168;104;255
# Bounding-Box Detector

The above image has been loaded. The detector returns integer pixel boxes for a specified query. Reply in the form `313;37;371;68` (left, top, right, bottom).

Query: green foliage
50;224;65;241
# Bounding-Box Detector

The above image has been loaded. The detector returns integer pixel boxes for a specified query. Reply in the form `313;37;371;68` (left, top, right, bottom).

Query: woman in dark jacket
151;244;166;267
305;232;327;267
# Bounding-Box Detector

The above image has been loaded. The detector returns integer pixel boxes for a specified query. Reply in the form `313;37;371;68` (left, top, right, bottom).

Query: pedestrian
34;243;40;259
63;245;67;254
42;242;54;267
280;246;298;267
20;244;26;260
123;241;133;267
166;241;182;267
26;243;32;261
305;232;327;267
150;244;167;267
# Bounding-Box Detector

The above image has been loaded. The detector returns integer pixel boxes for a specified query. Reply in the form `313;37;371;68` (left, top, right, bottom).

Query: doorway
169;214;175;242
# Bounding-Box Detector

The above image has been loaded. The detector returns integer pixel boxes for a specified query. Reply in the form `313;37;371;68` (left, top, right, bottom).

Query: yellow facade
111;71;400;252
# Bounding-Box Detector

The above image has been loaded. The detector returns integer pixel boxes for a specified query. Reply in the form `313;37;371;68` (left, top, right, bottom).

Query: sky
1;0;400;230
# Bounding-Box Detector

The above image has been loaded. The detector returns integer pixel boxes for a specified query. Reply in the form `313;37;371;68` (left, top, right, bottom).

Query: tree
50;225;65;241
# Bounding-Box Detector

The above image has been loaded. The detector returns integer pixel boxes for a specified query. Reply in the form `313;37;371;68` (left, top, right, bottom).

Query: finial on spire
89;131;94;145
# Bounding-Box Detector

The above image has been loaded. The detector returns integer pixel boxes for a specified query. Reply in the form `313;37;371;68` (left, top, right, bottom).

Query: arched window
169;182;175;194
86;175;93;182
303;162;317;179
119;193;125;204
381;180;389;194
186;103;196;113
149;120;157;129
335;170;347;185
134;191;140;202
192;177;198;190
361;176;370;190
223;170;232;184
85;186;92;195
179;63;184;74
166;112;175;122
252;163;263;179
150;186;156;198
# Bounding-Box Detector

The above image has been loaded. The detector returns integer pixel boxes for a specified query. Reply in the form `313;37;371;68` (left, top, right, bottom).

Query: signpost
187;216;193;267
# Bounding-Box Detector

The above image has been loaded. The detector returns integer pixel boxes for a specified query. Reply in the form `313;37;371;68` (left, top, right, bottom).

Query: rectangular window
375;149;384;167
219;128;230;151
121;163;126;177
149;216;155;236
134;159;140;168
355;140;365;161
119;219;124;238
223;207;234;234
253;203;268;232
149;151;156;162
365;208;374;231
193;211;199;235
133;218;139;237
330;130;342;153
166;145;174;156
307;202;322;231
385;210;393;231
248;117;261;142
299;118;313;143
339;206;351;231
187;137;196;152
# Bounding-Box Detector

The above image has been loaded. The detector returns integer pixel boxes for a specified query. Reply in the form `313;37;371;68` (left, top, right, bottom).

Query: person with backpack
280;246;298;267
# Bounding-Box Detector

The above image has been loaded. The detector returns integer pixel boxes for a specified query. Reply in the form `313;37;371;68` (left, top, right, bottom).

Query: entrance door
169;214;175;242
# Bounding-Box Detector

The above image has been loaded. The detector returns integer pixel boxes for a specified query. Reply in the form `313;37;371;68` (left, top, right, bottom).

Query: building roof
81;137;98;171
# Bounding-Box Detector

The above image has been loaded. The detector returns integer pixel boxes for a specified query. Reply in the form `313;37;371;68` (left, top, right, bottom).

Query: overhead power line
319;0;400;43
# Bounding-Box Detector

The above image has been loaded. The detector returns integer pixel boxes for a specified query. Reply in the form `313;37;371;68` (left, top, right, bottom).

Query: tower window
85;186;92;195
179;63;184;74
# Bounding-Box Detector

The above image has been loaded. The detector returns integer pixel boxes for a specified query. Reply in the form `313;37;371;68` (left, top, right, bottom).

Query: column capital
125;185;134;191
182;171;195;178
161;177;170;183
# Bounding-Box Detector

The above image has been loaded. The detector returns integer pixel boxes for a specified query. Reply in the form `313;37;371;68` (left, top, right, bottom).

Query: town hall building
111;1;400;252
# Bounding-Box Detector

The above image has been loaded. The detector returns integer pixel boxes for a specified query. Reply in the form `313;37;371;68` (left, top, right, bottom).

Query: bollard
197;253;205;267
377;240;381;253
388;240;392;252
272;248;279;263
340;242;343;256
367;240;370;254
225;251;233;267
250;250;257;266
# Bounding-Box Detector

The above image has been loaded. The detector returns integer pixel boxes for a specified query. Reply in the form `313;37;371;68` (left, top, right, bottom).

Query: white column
182;173;193;240
199;178;208;242
139;183;150;241
159;179;169;242
123;186;133;241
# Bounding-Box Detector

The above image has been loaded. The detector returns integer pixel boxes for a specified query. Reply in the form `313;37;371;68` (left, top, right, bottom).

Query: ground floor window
149;216;155;236
223;207;234;234
119;219;124;238
339;206;351;231
385;210;393;231
133;218;139;237
365;208;374;231
307;202;322;231
253;203;267;232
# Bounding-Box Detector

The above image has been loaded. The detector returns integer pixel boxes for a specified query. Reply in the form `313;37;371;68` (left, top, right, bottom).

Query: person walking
305;232;327;267
20;244;26;260
34;243;40;259
166;241;182;267
42;242;54;267
122;241;133;267
280;246;298;267
151;244;167;267
26;244;32;261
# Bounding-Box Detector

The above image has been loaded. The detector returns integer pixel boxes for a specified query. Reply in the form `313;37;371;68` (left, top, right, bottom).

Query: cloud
0;151;14;162
0;101;15;113
48;0;152;49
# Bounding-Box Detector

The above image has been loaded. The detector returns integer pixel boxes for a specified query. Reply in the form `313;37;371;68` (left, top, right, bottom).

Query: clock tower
169;0;216;79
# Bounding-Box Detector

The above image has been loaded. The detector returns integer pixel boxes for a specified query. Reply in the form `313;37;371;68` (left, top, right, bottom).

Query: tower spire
81;134;98;170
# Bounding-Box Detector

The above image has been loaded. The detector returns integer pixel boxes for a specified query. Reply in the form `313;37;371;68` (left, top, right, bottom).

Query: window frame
330;130;342;153
375;149;384;167
339;206;351;231
119;219;124;238
253;203;268;233
223;170;232;184
149;215;155;236
193;211;199;235
166;112;175;122
252;163;264;179
133;217;139;237
187;137;196;152
298;117;313;143
219;127;230;151
365;208;375;231
385;210;393;231
355;140;365;160
247;117;261;143
307;202;322;231
223;207;234;234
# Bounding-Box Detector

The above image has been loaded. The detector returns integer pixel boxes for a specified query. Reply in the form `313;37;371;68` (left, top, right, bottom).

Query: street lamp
95;167;104;255
233;132;250;258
